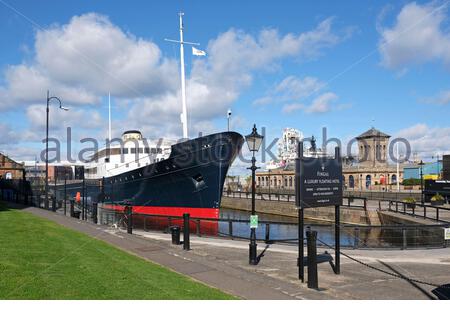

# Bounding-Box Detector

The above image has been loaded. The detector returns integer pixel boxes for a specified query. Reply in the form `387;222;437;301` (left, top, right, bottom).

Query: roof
123;130;142;135
0;152;23;168
356;127;390;140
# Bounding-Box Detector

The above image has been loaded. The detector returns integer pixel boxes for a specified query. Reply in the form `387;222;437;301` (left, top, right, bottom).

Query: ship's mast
178;13;188;139
165;12;199;139
108;92;112;142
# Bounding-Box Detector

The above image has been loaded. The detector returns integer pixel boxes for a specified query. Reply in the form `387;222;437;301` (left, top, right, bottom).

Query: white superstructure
84;130;174;179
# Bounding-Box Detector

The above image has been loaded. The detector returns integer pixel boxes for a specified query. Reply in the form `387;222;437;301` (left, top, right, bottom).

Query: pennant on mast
192;46;206;56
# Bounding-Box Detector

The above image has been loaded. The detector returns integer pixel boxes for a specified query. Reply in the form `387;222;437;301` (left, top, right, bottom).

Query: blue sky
1;0;450;170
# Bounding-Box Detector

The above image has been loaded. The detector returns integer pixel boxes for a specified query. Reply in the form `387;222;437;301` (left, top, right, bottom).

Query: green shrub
402;178;421;186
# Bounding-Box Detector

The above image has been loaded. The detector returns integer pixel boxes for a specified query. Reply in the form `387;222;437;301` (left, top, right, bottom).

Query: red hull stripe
102;204;219;219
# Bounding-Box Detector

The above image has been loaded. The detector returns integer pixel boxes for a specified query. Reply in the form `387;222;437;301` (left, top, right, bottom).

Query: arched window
391;174;397;184
349;175;355;188
365;175;372;189
289;176;293;187
257;177;261;186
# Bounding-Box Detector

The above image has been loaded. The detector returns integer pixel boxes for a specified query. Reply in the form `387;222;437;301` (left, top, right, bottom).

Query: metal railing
2;184;448;250
344;190;421;201
377;199;450;223
223;190;367;210
94;206;449;249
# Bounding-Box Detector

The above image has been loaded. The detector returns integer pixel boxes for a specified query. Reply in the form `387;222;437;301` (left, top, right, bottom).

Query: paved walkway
6;203;450;299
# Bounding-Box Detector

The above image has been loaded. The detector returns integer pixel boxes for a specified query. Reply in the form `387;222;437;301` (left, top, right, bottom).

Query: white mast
165;12;200;139
108;92;112;141
179;13;188;139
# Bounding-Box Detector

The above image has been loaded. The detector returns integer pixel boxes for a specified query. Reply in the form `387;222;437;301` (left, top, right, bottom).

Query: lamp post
419;160;424;205
227;109;232;131
45;90;68;209
245;124;264;265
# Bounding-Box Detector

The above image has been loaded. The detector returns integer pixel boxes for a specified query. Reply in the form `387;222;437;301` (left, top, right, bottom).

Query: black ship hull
100;131;243;219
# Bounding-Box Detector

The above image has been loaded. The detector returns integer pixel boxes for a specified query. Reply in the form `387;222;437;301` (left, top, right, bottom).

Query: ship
84;130;243;219
74;12;244;221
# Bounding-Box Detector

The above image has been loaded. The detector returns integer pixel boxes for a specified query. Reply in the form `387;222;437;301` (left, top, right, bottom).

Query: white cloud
0;123;16;145
378;2;450;70
304;92;338;113
422;89;450;105
255;75;340;114
282;92;338;113
0;13;178;109
396;123;450;157
125;18;345;135
282;103;304;113
0;12;347;159
255;75;325;106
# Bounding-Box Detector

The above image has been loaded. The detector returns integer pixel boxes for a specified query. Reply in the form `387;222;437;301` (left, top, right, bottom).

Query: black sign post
295;142;343;282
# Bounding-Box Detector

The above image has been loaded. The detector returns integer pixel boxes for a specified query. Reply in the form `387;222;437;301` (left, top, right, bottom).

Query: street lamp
419;160;424;204
245;124;264;265
227;109;232;131
45;90;68;209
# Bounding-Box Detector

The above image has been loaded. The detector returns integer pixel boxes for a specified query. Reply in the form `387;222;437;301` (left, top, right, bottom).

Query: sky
1;0;450;174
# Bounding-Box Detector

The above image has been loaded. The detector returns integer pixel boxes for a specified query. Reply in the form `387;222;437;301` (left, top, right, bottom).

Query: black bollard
183;213;190;250
170;226;181;245
70;200;74;217
92;203;98;224
306;230;319;289
126;206;133;234
265;223;270;243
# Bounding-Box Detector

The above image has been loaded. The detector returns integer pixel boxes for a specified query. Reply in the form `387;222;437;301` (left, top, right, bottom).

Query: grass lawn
0;203;234;299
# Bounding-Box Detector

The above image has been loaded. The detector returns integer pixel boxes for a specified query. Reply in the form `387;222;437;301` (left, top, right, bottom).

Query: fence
1;179;449;250
94;206;449;249
344;190;421;201
224;190;367;210
377;199;450;223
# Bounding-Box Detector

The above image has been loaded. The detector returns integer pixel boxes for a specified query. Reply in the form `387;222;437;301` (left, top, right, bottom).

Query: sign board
445;228;450;241
250;215;258;229
296;154;343;208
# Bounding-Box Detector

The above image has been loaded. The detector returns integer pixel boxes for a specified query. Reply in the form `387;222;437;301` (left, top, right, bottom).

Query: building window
349;175;354;188
289;177;292;187
365;175;372;189
122;148;128;154
391;174;397;184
